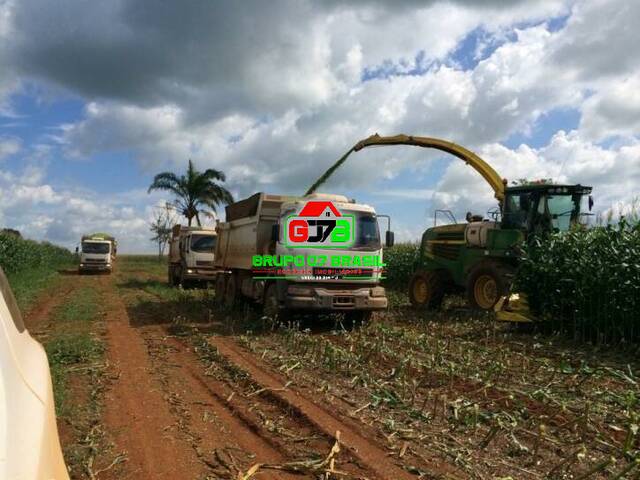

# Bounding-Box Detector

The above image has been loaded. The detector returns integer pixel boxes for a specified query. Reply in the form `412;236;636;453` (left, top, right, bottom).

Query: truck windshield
82;242;110;254
353;213;381;250
191;235;217;252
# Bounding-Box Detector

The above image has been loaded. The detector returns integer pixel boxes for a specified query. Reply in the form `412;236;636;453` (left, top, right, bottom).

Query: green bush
516;220;640;343
0;233;74;275
383;242;419;290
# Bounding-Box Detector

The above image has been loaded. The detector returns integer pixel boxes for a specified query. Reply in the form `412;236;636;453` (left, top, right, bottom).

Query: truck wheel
262;283;280;319
408;270;445;310
466;262;514;310
224;274;239;309
214;275;226;304
344;310;372;328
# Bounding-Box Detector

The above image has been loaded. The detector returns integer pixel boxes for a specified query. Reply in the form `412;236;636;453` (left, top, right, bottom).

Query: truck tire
214;275;226;304
178;266;191;289
408;270;445;310
466;261;514;311
262;283;281;319
224;274;239;309
344;310;372;328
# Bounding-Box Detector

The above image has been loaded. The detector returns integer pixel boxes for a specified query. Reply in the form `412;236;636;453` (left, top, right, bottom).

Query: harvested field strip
40;256;636;480
210;335;442;480
142;333;297;480
241;314;640;479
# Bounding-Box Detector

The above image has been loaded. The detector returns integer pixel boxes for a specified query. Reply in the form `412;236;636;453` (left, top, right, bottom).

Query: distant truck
168;225;218;286
78;233;117;274
214;193;392;322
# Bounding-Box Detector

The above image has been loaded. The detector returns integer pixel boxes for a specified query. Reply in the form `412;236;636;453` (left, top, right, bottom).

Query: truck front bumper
182;268;218;281
284;285;387;311
79;263;112;272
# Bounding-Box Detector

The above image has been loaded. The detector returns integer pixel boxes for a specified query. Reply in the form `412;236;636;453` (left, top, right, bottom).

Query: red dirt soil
100;281;206;480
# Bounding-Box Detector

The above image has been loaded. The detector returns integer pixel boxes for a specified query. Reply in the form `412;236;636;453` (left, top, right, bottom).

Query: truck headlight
187;269;194;274
370;286;385;297
288;286;313;296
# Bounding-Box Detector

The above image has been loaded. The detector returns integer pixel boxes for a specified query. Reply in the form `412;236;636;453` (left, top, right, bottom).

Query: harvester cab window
545;194;577;231
503;193;532;230
190;234;217;253
354;213;381;250
82;242;110;254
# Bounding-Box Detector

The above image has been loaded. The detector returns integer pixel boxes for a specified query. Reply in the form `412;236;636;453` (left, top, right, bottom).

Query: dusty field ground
22;256;639;479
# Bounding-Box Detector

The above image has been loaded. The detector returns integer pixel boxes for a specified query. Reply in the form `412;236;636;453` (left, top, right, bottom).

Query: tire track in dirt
141;329;300;479
100;277;206;480
23;274;78;335
210;336;422;480
116;269;379;478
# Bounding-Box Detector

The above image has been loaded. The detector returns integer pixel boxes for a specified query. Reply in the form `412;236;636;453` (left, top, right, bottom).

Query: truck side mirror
385;230;395;248
75;246;79;254
271;224;280;242
588;195;594;211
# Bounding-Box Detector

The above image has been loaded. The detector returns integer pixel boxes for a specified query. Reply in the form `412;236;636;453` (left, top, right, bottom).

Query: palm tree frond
148;159;233;226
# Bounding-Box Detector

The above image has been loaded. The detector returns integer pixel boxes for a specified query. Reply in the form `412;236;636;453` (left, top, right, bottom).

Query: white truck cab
275;194;388;315
78;234;116;274
168;225;218;286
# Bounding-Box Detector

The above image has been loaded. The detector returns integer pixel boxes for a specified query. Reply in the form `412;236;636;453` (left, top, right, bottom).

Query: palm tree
148;160;233;226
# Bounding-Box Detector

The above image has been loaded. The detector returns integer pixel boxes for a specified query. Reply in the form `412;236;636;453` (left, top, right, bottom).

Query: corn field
0;232;75;276
517;220;640;344
382;242;419;290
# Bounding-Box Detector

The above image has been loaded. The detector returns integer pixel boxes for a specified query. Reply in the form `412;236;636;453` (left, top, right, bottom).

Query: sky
0;0;638;253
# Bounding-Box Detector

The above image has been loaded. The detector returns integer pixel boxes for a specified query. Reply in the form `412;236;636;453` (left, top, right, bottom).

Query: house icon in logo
297;201;342;218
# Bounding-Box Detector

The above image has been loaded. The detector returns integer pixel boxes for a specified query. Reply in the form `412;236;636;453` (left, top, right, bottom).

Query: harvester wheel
466;262;514;310
408;270;445;310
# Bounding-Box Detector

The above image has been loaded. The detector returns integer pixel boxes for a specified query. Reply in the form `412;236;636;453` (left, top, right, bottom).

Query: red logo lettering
288;219;308;242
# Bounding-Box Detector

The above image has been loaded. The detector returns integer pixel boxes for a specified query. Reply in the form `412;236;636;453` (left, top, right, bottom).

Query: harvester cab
502;183;593;236
306;134;593;319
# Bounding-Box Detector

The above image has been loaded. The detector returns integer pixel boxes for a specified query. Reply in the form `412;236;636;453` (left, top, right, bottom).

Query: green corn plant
516;220;640;344
0;233;74;274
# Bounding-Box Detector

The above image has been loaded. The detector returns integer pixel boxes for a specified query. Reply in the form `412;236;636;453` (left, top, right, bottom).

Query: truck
78;233;117;274
168;225;218;286
214;192;393;322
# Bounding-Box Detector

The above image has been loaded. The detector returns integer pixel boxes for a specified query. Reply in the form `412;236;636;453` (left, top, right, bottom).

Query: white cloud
0;135;20;159
579;75;640;141
0;162;171;253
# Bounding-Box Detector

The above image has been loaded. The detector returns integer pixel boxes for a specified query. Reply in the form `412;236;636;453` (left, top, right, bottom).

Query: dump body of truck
215;193;389;320
78;233;116;274
168;225;218;286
